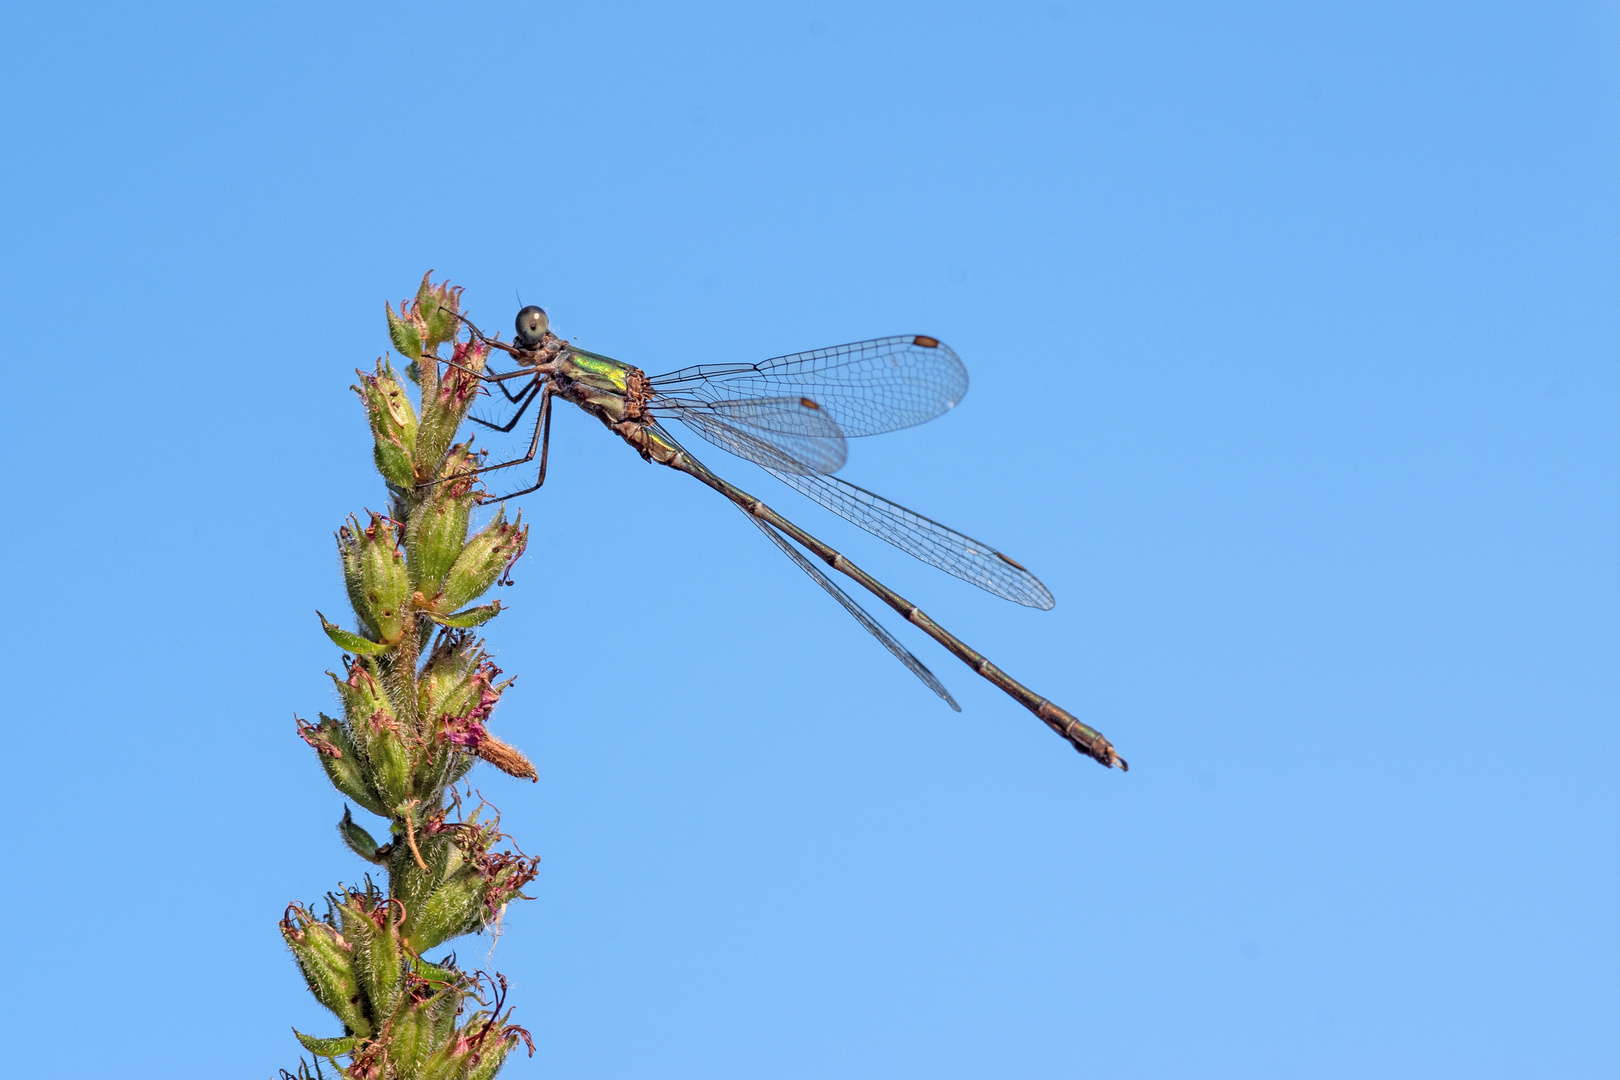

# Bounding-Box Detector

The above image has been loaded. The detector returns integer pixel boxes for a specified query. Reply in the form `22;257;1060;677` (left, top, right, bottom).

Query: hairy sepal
355;361;418;490
337;513;410;644
409;446;478;597
333;660;414;810
283;910;370;1037
303;714;390;817
435;510;527;613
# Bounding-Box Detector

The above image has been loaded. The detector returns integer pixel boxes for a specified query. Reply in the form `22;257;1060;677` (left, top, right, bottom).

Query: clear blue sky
2;2;1616;1077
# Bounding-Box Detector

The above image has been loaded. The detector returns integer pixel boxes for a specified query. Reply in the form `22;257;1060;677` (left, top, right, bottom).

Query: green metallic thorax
558;348;632;392
555;348;635;422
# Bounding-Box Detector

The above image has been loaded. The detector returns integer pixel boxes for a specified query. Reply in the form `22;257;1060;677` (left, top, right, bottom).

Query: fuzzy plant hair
283;275;540;1080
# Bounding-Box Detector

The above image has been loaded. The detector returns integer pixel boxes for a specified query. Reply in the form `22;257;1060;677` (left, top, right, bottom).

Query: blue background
2;2;1616;1076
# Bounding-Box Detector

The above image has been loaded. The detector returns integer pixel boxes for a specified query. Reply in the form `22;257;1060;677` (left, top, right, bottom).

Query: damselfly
441;306;1125;770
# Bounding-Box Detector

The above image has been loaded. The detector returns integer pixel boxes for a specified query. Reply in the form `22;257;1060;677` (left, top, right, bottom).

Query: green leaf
319;612;390;656
426;602;502;629
293;1030;357;1059
339;805;386;865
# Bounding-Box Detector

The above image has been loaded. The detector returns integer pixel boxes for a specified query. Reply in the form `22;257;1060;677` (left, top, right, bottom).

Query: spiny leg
470;377;542;432
441;359;536;388
485;388;555;501
419;384;554;491
488;370;538;404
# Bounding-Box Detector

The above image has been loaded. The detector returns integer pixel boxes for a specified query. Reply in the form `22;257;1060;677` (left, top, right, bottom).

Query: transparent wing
664;402;847;475
650;335;969;438
660;404;1054;607
768;470;1056;609
660;395;845;438
743;512;959;711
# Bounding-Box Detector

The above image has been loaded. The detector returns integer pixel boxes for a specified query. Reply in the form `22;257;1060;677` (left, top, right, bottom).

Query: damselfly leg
409;305;1125;767
469;378;542;434
421;383;554;497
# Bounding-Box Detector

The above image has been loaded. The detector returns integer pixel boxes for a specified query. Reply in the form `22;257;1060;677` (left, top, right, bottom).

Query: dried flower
284;275;538;1078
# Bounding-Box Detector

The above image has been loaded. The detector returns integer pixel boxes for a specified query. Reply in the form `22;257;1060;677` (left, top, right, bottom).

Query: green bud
298;715;388;817
337;513;410;645
333;657;393;727
282;906;371;1037
408;447;478;597
416;633;491;722
411;741;466;806
332;661;413;810
424;985;464;1049
417;1029;475;1080
354;362;418;489
389;825;463;946
386;301;423;360
413;637;514;797
419;1009;531;1080
414;272;464;354
407;742;479;802
419;1029;501;1080
339;805;387;865
463;1029;525;1080
446;747;478;788
388;965;468;1075
338;891;404;1025
405;864;488;954
435;509;528;613
398;814;540;952
414;338;484;473
337;534;366;633
389;1000;432;1074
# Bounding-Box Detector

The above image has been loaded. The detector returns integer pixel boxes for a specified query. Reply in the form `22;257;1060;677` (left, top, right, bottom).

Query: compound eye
515;305;549;347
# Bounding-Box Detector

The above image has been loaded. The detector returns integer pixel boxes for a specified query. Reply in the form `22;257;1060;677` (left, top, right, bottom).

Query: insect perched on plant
436;305;1125;770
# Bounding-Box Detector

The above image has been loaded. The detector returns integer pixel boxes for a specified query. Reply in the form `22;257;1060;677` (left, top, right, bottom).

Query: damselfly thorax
521;345;667;460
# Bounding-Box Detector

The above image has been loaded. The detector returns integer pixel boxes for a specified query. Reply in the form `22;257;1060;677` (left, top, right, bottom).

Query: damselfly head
515;305;550;348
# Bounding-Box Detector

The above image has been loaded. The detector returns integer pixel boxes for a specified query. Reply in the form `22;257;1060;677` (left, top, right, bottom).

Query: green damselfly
444;306;1125;770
